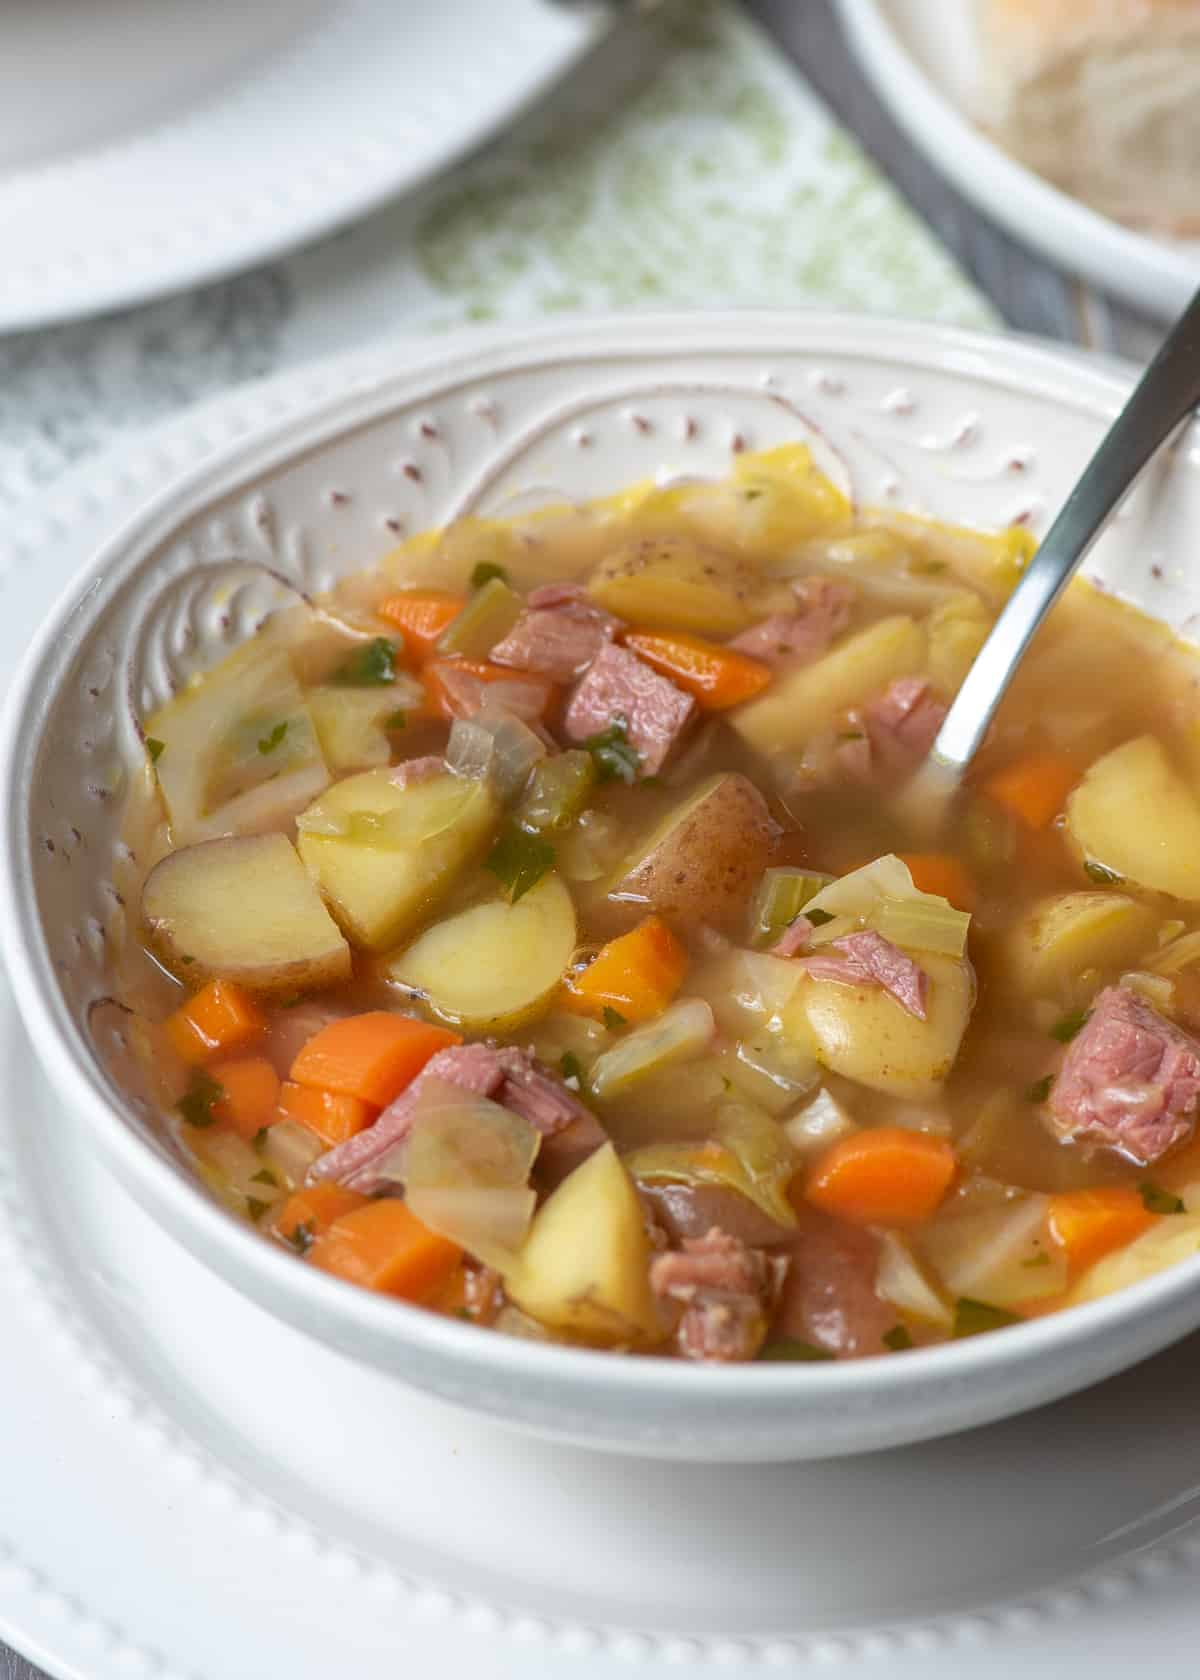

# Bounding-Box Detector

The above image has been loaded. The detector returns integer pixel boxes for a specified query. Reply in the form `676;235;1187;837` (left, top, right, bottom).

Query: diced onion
725;1036;819;1116
1119;971;1175;1010
876;1232;953;1329
783;1087;856;1154
447;706;546;800
261;1119;325;1191
558;807;624;883
590;999;715;1101
445;717;495;782
1150;930;1200;976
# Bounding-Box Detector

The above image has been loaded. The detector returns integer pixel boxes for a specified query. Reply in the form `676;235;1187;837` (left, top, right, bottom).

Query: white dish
0;0;608;333
836;0;1200;320
4;311;1200;1465
5;347;1200;1677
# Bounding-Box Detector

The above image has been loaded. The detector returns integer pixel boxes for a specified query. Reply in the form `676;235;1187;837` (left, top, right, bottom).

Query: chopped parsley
1021;1251;1052;1269
250;1168;276;1187
758;1338;835;1363
1026;1074;1053;1104
882;1324;913;1351
838;730;865;742
1084;859;1123;885
1049;1007;1091;1044
246;1197;271;1222
470;560;510;590
333;636;398;687
806;908;836;928
1140;1180;1186;1215
145;737;165;764
252;1127;270;1147
257;720;288;755
485;823;556;904
952;1298;1021;1339
177;1071;224;1129
560;1051;583;1082
383;709;408;731
602;1006;628;1031
287;1220;315;1256
277;993;304;1009
584;717;641;785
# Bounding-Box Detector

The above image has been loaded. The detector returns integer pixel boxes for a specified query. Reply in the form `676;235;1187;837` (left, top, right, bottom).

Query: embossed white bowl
4;314;1200;1462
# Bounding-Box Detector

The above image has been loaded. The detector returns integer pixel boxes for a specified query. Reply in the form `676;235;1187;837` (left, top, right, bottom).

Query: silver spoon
909;284;1200;815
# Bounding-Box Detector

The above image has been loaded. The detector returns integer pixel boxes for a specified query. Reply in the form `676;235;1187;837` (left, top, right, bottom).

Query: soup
118;445;1200;1363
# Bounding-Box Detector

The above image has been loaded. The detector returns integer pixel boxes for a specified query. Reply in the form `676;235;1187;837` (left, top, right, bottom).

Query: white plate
0;0;608;334
836;0;1200;320
6;337;1200;1679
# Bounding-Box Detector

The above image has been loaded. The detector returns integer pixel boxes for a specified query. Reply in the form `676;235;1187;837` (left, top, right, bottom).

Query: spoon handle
930;284;1200;776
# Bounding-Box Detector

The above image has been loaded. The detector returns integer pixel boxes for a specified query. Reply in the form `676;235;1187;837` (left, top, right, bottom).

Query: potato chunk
1001;891;1157;995
586;536;764;636
609;772;776;932
307;679;423;774
142;834;350;993
1066;736;1200;900
385;874;577;1032
297;769;499;951
504;1143;662;1343
730;614;926;759
785;952;975;1097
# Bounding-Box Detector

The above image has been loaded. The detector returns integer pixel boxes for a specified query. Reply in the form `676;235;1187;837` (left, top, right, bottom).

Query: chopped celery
517;750;598;835
437;576;523;657
751;867;835;945
874;895;971;958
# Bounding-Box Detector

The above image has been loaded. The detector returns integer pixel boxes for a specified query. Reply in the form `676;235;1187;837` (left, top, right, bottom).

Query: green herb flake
807;908;836;928
560;1051;583;1082
838;730;865;742
953;1297;1021;1339
287;1220;315;1256
602;1006;628;1031
251;1168;277;1187
278;993;304;1009
177;954;196;966
383;709;408;731
882;1324;913;1351
912;559;948;576
1140;1180;1186;1215
257;720;288;756
1021;1251;1052;1269
333;636;398;687
485;823;556;904
456;1307;473;1321
758;1338;835;1363
178;1071;224;1129
252;1127;270;1147
1050;1007;1092;1044
470;560;510;590
1084;859;1124;885
1026;1074;1053;1104
246;1197;271;1222
584;717;641;785
145;736;165;764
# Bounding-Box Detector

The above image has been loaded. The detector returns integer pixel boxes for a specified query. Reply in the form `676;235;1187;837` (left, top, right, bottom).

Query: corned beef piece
804;930;929;1020
562;642;694;776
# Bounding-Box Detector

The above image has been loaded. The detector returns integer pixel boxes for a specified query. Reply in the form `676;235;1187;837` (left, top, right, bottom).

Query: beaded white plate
4;333;1200;1677
0;0;608;332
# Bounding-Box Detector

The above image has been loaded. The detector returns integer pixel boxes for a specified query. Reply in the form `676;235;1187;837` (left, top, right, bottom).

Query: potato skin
609;772;776;932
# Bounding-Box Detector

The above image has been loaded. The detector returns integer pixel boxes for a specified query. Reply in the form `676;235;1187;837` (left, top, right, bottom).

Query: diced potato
785;952;975;1098
307;679;423;773
586;536;765;635
142;834;351;993
1067;736;1200;900
1068;1185;1200;1304
384;874;576;1032
730;614;926;759
297;769;499;951
926;591;991;695
608;772;776;931
504;1143;662;1344
1001;891;1158;995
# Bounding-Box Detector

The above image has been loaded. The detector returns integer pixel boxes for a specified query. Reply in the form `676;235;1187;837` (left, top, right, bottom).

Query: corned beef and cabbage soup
116;445;1200;1365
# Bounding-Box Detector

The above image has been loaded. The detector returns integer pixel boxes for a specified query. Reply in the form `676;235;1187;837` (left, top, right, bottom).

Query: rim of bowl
2;308;1196;1405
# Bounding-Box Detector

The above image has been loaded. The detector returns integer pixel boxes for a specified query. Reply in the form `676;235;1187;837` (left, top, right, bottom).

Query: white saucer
837;0;1200;320
4;339;1200;1676
0;0;608;332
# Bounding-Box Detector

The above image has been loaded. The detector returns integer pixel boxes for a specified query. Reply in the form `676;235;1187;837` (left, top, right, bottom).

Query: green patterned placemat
0;0;994;510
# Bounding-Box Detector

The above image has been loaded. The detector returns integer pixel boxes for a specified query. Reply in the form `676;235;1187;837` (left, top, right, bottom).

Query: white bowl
3;312;1200;1463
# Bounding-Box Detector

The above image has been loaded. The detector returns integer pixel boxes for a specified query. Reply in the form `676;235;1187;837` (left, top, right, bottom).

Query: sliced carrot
165;979;266;1065
898;852;978;912
805;1127;958;1226
561;915;687;1025
422;656;555;722
275;1081;377;1148
290;1011;460;1108
621;629;772;710
209;1056;280;1140
273;1183;369;1246
981;751;1079;831
1047;1187;1156;1275
376;590;465;660
309;1200;463;1300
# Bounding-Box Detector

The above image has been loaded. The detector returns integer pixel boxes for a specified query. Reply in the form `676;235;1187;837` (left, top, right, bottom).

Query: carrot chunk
561;915;687;1024
165;979;266;1065
275;1081;377;1148
209;1056;280;1140
422;656;555;721
289;1011;460;1108
309;1200;463;1300
805;1127;958;1226
376;590;465;659
1047;1187;1156;1275
897;852;977;913
621;629;772;710
981;751;1079;830
274;1183;369;1246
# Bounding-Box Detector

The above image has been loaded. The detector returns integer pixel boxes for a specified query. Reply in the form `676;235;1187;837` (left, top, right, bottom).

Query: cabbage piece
261;1119;325;1192
589;999;715;1101
876;1232;953;1329
919;1195;1067;1308
626;1100;797;1229
803;854;922;921
783;1087;856;1155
